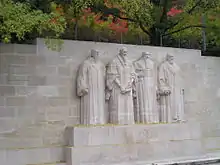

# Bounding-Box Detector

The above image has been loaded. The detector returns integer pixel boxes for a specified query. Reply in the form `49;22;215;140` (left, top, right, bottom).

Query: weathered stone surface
9;64;35;75
65;122;200;147
13;44;36;54
37;86;59;97
0;97;5;106
47;97;68;107
0;85;15;96
2;55;27;65
0;118;16;133
6;96;26;106
0;40;220;165
58;66;71;77
65;139;203;165
27;76;46;86
0;146;64;165
0;107;16;118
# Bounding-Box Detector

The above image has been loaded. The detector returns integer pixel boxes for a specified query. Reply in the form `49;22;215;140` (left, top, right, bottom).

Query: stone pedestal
65;122;203;165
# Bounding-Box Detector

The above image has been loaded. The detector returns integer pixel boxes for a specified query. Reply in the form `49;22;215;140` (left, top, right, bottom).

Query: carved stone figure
77;49;105;125
158;54;185;123
133;52;159;123
106;47;136;124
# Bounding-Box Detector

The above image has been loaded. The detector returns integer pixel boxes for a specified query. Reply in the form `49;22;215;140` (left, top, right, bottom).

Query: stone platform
65;122;204;165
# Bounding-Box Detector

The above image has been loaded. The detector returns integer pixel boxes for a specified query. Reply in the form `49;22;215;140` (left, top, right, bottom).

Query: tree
0;0;66;43
89;0;220;46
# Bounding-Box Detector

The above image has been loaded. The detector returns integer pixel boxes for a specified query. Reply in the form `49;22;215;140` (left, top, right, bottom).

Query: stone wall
0;39;220;154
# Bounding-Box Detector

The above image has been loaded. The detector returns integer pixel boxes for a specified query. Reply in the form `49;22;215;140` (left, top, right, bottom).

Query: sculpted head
166;53;174;65
142;52;152;59
119;47;128;57
90;49;100;62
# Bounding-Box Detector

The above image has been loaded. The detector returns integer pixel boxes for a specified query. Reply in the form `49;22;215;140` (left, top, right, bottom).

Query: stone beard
133;52;159;123
77;49;105;125
106;47;136;124
158;55;185;123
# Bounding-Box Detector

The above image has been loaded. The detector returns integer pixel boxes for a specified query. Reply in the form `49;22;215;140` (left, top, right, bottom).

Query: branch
139;21;152;37
163;25;205;36
188;0;203;14
160;0;169;23
91;4;136;22
116;15;136;22
165;0;203;32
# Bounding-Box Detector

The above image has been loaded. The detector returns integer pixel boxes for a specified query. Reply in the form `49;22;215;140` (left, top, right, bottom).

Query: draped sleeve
106;60;119;91
158;63;170;93
77;61;89;97
133;61;144;78
130;62;137;82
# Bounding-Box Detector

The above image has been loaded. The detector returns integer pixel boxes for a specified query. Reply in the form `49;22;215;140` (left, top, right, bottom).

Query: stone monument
106;47;136;124
158;54;185;123
77;49;106;125
133;52;158;123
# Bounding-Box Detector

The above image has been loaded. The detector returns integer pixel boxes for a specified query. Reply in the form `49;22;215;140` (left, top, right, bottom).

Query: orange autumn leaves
49;5;64;24
76;7;129;34
49;1;184;35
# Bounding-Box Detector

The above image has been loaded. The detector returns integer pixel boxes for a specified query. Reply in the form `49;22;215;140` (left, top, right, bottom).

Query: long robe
106;55;136;125
158;61;185;123
77;57;105;125
134;57;158;123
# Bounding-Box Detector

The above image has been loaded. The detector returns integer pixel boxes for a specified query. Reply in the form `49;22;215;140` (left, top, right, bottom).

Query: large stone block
0;106;16;118
9;64;35;75
27;76;46;86
65;122;201;147
58;66;71;77
0;96;5;106
2;55;27;65
6;96;26;106
0;44;14;53
7;75;29;85
28;55;46;66
47;97;68;107
13;44;36;54
37;86;59;97
35;66;57;76
0;85;15;96
0;146;64;165
202;137;220;151
65;139;204;165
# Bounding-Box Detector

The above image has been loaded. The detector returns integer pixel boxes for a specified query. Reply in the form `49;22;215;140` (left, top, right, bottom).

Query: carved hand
82;88;89;95
164;90;171;95
120;86;126;94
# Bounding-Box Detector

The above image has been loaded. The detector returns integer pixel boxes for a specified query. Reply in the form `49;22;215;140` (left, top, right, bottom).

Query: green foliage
0;0;66;43
164;0;220;46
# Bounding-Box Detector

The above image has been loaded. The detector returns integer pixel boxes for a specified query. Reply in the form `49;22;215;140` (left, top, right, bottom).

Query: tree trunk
149;27;161;46
74;21;78;40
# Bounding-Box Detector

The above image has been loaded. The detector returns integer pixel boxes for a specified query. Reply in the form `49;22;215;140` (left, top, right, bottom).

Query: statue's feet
173;118;186;123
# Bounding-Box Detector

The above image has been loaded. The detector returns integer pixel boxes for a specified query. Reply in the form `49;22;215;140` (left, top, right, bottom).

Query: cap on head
142;52;152;56
166;53;174;60
91;49;99;54
120;47;128;51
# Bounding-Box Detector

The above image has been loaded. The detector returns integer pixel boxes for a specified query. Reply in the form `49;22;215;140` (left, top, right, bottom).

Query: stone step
0;146;64;165
65;139;204;165
65;122;201;147
66;153;220;165
27;162;66;165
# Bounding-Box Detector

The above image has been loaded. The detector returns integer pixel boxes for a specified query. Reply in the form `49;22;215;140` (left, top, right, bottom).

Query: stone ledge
65;139;204;165
66;152;220;165
65;122;201;147
144;153;220;165
27;161;66;165
0;146;64;165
